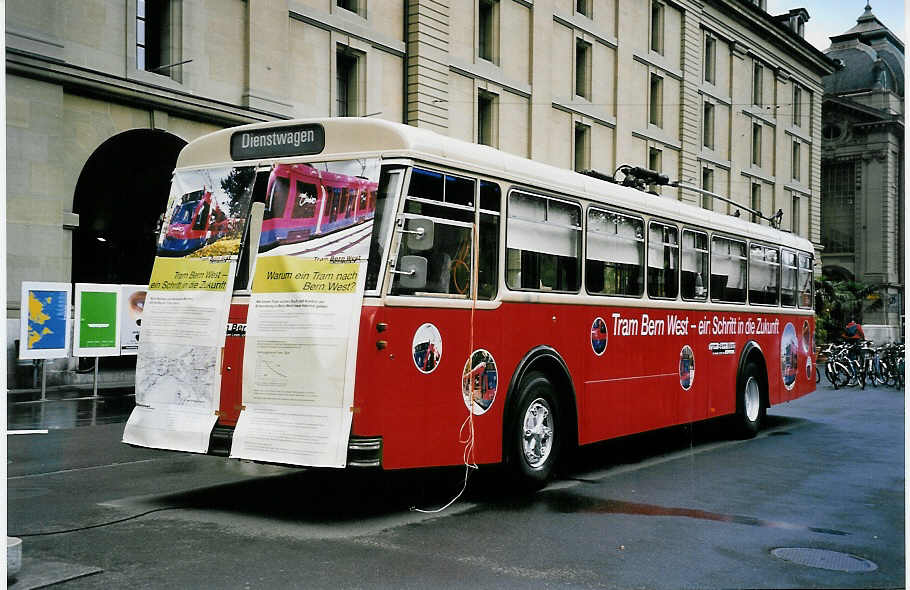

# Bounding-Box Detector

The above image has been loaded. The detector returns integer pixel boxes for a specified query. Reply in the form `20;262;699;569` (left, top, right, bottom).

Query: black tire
506;371;561;490
732;361;766;439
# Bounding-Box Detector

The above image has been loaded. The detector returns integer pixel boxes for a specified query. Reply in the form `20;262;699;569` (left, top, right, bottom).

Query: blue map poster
19;281;72;360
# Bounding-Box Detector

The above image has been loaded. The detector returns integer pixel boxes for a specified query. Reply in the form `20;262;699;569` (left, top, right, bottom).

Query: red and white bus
133;118;816;487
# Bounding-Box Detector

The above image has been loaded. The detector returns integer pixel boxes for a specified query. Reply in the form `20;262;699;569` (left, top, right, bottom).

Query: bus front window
365;167;405;292
390;169;476;298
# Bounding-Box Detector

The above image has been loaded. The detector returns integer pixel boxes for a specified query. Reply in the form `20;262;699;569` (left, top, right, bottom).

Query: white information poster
122;257;235;453
230;256;367;466
73;283;122;358
19;281;72;360
119;284;148;356
231;159;377;467
123;164;256;453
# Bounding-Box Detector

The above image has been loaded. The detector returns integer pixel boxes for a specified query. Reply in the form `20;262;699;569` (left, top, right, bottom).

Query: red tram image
158;188;236;256
259;164;377;251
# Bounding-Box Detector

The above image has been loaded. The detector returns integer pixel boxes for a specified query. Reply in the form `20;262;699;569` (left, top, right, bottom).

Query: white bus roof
177;117;815;254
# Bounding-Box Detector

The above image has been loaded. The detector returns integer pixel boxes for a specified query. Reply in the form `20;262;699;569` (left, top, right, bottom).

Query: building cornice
704;0;835;77
6;49;277;126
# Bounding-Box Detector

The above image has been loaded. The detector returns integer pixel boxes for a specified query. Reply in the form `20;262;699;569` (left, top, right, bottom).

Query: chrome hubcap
521;398;554;469
744;376;760;422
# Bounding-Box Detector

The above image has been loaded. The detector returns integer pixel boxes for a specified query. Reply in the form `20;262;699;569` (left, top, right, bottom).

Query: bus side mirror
396;255;428;290
397;218;434;251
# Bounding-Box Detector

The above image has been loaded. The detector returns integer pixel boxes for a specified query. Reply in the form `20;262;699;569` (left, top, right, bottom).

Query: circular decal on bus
462;349;498;415
412;323;442;374
591;317;608;356
781;322;798;390
805;355;813;380
679;345;695;390
802;320;810;352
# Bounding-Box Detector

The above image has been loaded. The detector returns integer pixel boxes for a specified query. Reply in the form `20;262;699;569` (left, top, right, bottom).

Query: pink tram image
158;188;235;256
259;163;377;251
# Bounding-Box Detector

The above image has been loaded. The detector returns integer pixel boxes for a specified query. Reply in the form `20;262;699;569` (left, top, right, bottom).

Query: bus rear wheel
732;361;765;439
508;371;560;489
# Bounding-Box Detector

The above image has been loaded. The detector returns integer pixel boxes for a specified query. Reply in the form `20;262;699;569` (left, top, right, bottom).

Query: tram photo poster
19;281;72;360
123;166;255;453
73;283;121;357
231;159;379;467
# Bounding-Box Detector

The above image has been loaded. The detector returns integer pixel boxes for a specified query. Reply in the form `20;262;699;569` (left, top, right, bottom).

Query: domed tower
820;3;904;342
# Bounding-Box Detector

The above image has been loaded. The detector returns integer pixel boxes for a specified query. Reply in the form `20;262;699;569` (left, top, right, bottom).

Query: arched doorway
72;129;186;285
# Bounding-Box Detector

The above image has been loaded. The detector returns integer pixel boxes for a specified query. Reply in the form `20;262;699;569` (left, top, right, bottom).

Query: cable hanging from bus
126;118;817;491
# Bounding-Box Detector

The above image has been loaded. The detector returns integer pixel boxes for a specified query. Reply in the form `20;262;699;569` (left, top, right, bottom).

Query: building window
650;1;664;55
479;0;498;63
576;0;591;17
704;35;716;85
752;62;763;106
337;0;362;14
649;73;663;127
701;167;714;209
821;162;856;252
648;147;662;193
137;0;179;79
478;91;497;147
575;40;592;99
792;140;801;181
574;123;590;172
336;48;361;117
791;194;801;235
751;122;762;167
703;101;715;150
793;85;802;127
751;183;761;223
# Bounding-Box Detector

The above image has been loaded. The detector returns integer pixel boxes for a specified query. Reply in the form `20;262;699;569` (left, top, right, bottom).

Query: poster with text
73;283;121;357
122;257;236;453
119;284;148;355
230;159;378;467
19;282;71;360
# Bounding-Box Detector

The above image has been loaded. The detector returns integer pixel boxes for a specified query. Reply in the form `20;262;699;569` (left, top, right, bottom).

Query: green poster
80;291;118;348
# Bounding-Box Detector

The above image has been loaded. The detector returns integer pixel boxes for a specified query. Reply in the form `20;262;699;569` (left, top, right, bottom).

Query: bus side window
647;222;679;299
781;250;798;307
506;192;581;292
478;180;501;300
797;253;813;308
393;168;475;297
681;229;708;300
586;208;644;297
749;244;780;305
711;236;746;303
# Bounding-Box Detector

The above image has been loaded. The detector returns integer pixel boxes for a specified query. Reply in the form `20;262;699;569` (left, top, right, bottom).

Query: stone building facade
819;4;904;342
5;0;832;387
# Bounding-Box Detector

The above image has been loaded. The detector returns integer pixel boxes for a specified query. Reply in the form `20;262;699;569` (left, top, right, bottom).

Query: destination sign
230;124;325;160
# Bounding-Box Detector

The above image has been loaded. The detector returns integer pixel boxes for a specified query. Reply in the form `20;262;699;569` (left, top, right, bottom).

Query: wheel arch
737;340;769;409
502;346;579;462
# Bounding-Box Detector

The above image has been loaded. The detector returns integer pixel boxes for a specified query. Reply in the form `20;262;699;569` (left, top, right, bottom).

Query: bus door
378;168;502;468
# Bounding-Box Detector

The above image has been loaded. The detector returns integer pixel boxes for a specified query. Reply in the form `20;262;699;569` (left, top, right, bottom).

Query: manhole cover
771;548;878;572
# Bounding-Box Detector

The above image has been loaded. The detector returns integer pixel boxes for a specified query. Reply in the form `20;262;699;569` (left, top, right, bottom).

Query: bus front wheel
733;361;765;439
508;371;560;489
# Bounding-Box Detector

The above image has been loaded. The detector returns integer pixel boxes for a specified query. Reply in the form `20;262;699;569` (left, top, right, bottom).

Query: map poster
73;283;121;357
19;281;72;360
122;257;235;453
119;284;148;356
